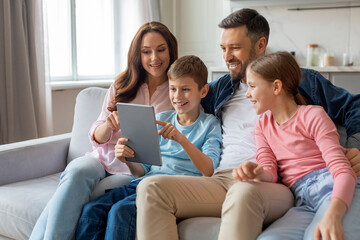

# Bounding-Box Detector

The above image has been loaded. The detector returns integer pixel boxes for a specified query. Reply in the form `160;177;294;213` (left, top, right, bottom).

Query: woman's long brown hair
108;21;178;111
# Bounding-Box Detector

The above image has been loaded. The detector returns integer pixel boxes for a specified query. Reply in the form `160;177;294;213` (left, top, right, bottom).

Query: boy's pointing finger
156;120;167;126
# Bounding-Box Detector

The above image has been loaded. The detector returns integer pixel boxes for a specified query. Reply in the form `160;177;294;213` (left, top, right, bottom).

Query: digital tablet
116;103;162;166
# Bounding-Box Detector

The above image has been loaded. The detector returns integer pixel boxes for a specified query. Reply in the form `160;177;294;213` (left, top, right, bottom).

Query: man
136;8;360;240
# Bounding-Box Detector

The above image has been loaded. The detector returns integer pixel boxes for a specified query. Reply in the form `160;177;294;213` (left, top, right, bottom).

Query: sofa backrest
65;87;352;164
67;87;108;164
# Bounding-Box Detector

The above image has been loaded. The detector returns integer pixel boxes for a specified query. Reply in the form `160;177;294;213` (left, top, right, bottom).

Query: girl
233;51;359;240
30;21;178;240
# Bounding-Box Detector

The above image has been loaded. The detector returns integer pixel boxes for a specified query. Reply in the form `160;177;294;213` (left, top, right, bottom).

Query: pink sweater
255;105;357;207
86;82;173;174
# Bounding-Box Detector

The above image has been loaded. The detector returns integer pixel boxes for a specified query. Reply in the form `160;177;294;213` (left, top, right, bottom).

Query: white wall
246;1;360;66
52;88;84;135
161;0;360;68
160;0;225;67
52;0;360;135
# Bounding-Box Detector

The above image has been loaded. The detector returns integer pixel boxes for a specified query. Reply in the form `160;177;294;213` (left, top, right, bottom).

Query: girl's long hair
108;21;178;111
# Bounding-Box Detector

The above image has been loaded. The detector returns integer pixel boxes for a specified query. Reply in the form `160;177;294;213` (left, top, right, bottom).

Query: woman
29;21;178;240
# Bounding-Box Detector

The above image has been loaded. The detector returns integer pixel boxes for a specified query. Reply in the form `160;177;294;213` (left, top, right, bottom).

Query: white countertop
303;66;360;72
209;66;360;73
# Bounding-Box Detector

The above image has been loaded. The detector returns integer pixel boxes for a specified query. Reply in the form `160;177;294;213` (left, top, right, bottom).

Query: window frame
49;0;122;86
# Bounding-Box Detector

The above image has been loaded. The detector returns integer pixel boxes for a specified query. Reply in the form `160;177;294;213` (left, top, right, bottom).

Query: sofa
0;87;222;240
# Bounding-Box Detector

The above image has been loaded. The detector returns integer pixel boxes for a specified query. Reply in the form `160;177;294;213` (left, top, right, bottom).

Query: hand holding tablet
116;103;162;166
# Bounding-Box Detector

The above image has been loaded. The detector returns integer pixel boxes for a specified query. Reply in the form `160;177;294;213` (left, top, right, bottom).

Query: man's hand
232;161;264;181
345;148;360;176
114;138;134;163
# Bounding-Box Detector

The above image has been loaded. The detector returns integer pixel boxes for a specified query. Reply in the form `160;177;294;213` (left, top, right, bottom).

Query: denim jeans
258;168;360;240
29;156;106;240
76;179;141;240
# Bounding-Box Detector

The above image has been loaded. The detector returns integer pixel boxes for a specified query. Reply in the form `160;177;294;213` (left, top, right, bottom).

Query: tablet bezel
116;103;162;166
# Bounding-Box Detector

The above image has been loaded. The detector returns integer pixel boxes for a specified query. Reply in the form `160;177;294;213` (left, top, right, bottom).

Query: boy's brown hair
167;55;208;89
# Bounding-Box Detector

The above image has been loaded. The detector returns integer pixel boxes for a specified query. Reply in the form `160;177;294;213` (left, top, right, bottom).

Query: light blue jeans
258;168;360;240
29;156;106;240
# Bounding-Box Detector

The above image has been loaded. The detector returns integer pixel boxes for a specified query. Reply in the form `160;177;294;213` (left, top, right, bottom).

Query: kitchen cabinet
329;72;360;94
209;67;360;94
228;0;360;8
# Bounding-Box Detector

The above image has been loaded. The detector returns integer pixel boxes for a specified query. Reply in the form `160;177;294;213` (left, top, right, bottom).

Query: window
43;0;121;83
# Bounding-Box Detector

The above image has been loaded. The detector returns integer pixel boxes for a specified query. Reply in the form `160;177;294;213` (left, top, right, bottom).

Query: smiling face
245;68;275;115
169;76;208;119
141;32;170;80
220;25;258;82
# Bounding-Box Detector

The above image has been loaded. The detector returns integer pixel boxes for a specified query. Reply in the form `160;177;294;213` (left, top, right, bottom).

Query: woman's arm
93;111;119;144
89;84;121;145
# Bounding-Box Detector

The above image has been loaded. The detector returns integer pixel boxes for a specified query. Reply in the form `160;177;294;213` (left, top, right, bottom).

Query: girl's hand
156;121;185;143
314;198;347;240
232;161;264;181
114;138;134;163
106;111;120;131
313;215;345;240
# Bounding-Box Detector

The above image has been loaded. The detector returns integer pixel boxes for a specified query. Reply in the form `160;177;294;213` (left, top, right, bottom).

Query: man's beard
229;48;257;83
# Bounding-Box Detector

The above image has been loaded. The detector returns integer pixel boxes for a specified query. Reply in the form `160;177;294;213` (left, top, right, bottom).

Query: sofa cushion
0;173;60;240
178;217;221;240
90;174;133;200
67;87;107;164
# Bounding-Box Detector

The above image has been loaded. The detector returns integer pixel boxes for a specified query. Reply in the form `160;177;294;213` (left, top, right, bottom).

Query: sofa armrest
0;133;71;186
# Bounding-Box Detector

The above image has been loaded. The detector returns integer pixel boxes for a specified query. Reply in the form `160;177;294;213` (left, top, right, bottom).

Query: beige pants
136;171;294;240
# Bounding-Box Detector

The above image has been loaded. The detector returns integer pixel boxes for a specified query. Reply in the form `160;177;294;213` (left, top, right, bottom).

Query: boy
75;55;222;240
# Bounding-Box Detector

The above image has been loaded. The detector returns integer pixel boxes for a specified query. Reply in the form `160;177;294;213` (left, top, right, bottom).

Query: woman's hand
156;121;185;143
106;111;120;131
114;138;134;163
93;111;120;144
313;198;347;240
232;161;264;181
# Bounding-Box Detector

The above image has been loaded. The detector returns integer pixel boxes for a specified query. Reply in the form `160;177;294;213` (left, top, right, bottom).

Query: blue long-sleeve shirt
142;110;222;177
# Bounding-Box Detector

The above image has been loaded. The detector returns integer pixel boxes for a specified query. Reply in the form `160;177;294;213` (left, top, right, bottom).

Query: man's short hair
218;8;270;45
167;55;208;89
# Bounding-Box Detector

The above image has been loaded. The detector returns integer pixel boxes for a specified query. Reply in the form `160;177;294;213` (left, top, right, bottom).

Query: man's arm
346;148;360;176
201;79;217;115
347;133;360;149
